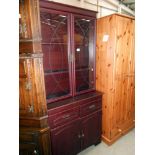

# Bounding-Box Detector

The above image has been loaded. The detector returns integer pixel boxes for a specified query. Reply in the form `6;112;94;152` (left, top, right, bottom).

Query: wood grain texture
19;53;48;127
19;0;42;53
96;14;135;144
20;127;51;155
19;1;51;154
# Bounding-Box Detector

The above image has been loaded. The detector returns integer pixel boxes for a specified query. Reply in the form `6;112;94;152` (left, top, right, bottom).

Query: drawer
80;99;101;117
78;95;102;105
48;107;79;128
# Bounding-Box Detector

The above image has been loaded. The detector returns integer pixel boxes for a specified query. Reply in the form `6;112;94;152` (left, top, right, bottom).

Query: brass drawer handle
89;104;96;109
81;133;84;137
62;114;70;119
25;81;32;90
78;134;81;139
28;104;34;113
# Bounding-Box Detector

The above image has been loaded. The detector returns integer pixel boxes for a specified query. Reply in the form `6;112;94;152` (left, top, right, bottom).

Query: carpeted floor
78;129;135;155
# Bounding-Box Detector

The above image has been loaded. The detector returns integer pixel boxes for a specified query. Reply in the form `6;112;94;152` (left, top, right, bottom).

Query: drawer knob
118;129;122;132
78;134;81;139
33;150;37;154
89;104;96;109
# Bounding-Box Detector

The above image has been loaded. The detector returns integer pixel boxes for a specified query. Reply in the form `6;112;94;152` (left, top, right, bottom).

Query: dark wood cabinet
48;92;102;155
39;1;102;155
19;1;102;155
40;1;96;103
51;111;102;155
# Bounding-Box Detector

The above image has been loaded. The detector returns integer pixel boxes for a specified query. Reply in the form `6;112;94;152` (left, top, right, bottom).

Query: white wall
48;0;135;18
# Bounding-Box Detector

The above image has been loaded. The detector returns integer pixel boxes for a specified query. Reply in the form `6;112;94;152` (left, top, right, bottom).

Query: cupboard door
40;9;72;103
81;111;102;150
51;119;81;155
73;16;96;94
19;146;38;155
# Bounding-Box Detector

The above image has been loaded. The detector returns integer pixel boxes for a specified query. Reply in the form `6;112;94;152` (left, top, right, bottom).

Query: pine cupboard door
81;111;102;150
51;119;81;155
73;15;96;95
40;8;72;103
110;16;135;138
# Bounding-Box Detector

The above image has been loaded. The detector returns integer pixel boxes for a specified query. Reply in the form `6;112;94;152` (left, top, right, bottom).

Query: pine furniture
96;13;135;145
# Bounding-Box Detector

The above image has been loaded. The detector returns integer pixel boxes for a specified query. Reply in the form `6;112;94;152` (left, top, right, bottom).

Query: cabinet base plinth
102;125;135;145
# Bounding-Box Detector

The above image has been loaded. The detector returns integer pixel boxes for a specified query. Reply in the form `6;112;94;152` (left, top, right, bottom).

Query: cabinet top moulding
40;0;97;18
99;13;135;20
19;53;43;59
19;38;42;43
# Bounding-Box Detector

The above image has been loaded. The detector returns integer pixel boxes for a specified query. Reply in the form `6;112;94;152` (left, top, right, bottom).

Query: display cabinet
40;1;96;103
39;1;102;155
19;0;102;155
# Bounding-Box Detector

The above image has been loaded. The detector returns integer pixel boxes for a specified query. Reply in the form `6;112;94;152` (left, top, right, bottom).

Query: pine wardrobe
96;14;135;145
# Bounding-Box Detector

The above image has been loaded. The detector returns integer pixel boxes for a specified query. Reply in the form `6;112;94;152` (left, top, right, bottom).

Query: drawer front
48;107;79;128
80;99;101;117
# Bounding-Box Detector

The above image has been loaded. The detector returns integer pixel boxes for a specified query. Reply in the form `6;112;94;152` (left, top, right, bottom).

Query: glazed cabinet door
40;9;72;103
81;111;102;150
73;15;96;94
51;119;81;155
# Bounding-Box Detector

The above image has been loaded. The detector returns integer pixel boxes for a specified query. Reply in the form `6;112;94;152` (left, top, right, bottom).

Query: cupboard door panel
74;16;96;94
51;119;81;155
81;111;102;150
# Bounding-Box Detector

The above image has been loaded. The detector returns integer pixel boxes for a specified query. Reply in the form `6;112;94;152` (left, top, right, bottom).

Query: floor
78;129;135;155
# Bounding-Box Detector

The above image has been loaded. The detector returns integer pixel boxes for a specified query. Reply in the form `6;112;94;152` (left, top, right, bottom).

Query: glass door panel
40;10;71;103
74;16;95;93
